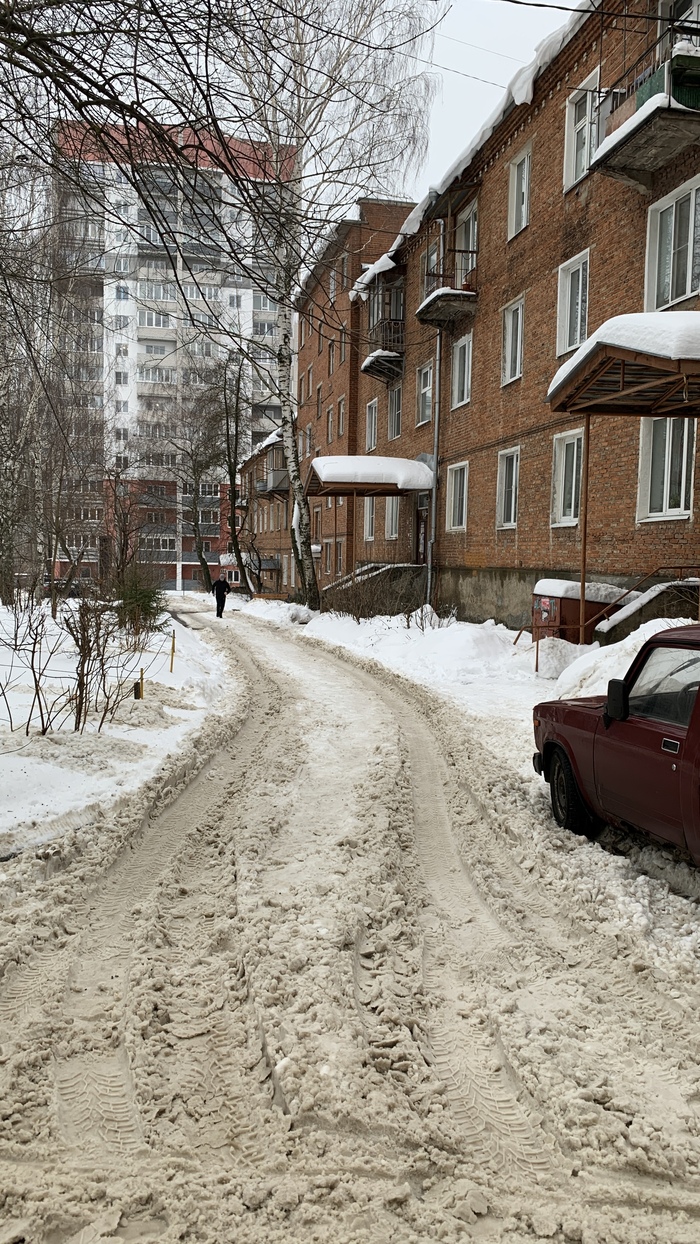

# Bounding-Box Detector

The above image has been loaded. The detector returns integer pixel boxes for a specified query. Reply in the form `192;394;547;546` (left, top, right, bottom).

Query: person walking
212;571;231;618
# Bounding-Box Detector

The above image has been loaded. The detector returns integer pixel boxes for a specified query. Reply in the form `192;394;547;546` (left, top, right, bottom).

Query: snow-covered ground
0;602;228;856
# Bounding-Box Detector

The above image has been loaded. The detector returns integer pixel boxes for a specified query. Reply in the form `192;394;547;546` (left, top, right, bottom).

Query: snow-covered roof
548;312;700;400
534;579;640;605
360;349;402;372
310;455;433;491
350;0;598;302
591;93;691;169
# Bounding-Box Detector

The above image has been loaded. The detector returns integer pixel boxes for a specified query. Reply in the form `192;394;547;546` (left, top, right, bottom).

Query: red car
533;625;700;863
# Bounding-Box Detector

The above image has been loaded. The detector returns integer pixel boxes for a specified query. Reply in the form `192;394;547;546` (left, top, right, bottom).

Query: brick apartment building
309;0;700;626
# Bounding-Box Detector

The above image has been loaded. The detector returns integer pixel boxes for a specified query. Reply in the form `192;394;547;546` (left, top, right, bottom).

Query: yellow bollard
170;629;176;673
140;667;144;699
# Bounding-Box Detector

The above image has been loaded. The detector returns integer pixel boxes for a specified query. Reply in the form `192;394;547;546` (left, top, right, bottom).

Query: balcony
361;319;405;382
593;34;700;191
266;468;289;495
415;250;477;328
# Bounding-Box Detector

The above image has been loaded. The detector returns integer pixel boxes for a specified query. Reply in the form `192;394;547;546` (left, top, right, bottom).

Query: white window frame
497;447;520;529
502;298;524;385
364;496;375;541
646;170;700;310
366;398;378;451
417;362;433;426
445;462;468;532
563;70;599;190
551;428;584;527
637;416;696;521
557;250;589;356
338;395;345;437
451;333;472;408
507;145;531;239
388;385;402;440
385;495;399;540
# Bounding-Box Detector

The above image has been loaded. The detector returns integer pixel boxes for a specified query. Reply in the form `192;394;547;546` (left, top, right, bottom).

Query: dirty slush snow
3;598;700;1242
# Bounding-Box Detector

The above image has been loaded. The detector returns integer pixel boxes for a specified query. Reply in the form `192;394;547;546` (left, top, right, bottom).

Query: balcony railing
368;318;405;352
422;250;477;300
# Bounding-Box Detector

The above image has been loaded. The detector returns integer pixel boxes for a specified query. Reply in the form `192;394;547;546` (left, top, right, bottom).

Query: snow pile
555;616;695;699
536;635;592;680
548;310;700;399
0;602;228;851
241;598;314;625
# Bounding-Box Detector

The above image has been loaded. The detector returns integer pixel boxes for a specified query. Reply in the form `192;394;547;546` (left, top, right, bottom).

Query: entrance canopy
305;455;434;497
547;312;700;416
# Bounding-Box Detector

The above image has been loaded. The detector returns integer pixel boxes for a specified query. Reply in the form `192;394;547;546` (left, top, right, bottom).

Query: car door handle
662;738;680;754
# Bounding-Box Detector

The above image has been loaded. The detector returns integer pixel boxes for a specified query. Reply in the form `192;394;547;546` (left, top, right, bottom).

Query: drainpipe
426;217;445;607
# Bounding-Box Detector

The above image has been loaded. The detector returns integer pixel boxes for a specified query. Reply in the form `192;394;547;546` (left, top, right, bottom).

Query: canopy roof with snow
547;312;700;415
305;456;434;497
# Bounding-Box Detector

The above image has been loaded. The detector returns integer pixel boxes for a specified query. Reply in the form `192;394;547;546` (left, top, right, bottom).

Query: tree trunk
276;301;318;610
222;362;252;591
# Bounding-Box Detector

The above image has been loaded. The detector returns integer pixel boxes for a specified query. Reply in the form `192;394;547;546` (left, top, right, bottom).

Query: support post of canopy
579;413;591;646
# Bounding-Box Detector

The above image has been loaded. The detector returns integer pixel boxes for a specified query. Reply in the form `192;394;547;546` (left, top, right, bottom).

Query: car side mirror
606;678;629;722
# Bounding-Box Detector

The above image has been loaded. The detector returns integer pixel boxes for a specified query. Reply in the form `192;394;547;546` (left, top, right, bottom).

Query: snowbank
595;578;699;633
0;603;228;852
548;310;700;399
241;599;314;626
555;616;695;699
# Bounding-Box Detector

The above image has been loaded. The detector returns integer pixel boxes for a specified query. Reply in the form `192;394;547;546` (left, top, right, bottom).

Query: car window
628;646;700;727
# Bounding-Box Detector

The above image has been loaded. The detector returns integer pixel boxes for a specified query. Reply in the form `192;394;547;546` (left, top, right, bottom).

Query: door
594;643;700;848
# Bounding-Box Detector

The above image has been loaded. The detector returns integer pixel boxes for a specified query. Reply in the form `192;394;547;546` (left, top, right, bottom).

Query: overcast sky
409;0;581;196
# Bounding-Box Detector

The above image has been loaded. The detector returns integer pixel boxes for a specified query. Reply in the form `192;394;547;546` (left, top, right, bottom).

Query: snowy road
3;604;700;1243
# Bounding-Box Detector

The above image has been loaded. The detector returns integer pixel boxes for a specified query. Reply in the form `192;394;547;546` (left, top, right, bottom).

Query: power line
436;32;527;63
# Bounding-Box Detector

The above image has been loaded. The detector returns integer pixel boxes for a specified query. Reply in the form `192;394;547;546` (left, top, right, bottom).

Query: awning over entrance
305;455;434;497
548;312;700;415
546;312;700;643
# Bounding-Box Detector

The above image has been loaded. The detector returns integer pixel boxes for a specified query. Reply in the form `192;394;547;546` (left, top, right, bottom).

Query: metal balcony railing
368;318;405;351
422;249;477;300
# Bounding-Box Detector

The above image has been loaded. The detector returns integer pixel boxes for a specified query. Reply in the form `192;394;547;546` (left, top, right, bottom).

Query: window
114;315;130;329
253;292;276;311
283;555;288;586
115;426;128;440
364;496;375;541
552;430;583;525
116;401;128;415
229;293;242;309
138;310;170;328
368;284;382;330
446;463;468;532
115;454;129;470
497;448;520;528
455;202;478;285
386;495;399;539
115;370;128;385
324;541;332;574
327;405;333;443
564;72;599;188
336;540;343;575
139;281;176;301
420;241;439;300
648;177;700;309
316;384;322;421
307;366;312;396
116;285;129;301
340;324;347;362
305;424;312;456
451;334;472;408
328;339;335;375
299;374;304;405
417;363;433;425
338;396;345;437
340;254;348;289
115;343;128;357
388;386;402;440
557;252;589;354
508;147;531;238
638;416;695;519
366;398;378;450
313;508;321;540
329;267;337;304
318;320;323;354
628;644;700;727
502;299;524;384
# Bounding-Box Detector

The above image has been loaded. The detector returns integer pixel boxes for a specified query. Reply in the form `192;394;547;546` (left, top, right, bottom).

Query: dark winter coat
212;579;231;602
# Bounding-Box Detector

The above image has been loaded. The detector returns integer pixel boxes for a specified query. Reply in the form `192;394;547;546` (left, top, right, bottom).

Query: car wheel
549;747;595;837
